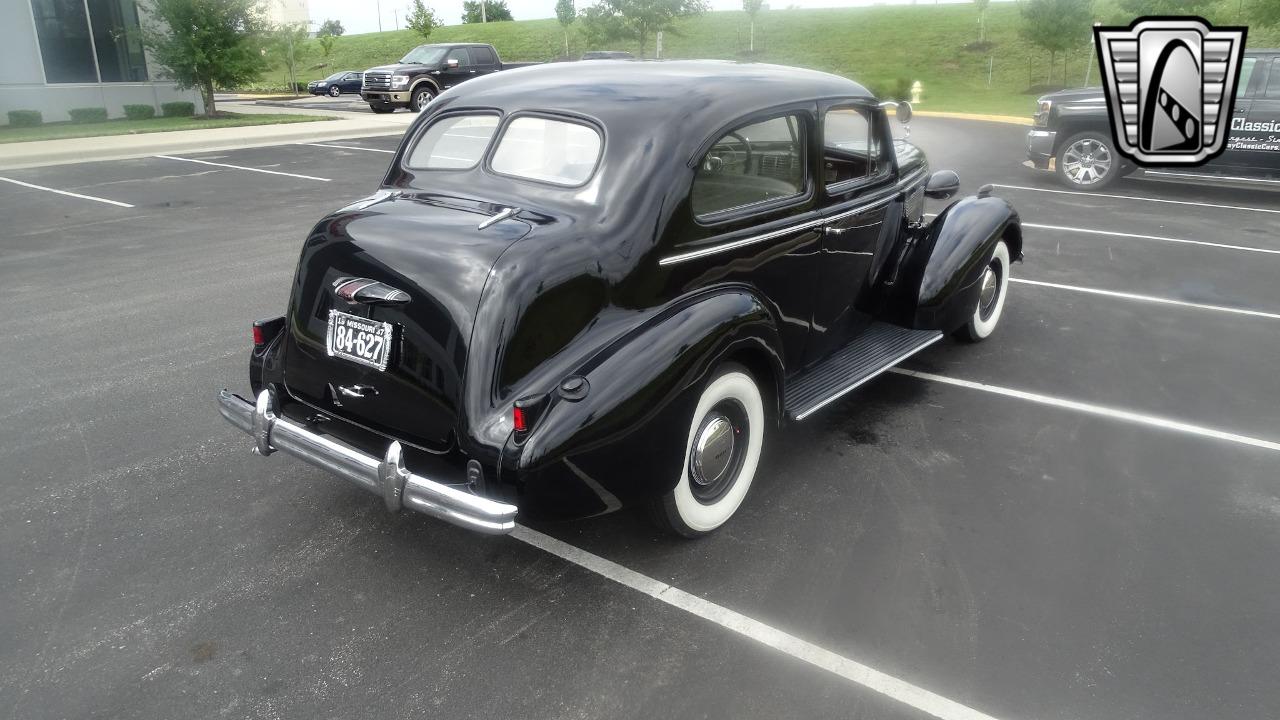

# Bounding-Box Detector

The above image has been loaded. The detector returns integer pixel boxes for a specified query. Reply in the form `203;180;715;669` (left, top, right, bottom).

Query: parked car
218;61;1023;537
1027;48;1280;190
580;50;635;60
308;71;364;97
361;43;539;113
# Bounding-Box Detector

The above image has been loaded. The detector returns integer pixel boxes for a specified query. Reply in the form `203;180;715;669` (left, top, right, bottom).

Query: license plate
326;310;394;371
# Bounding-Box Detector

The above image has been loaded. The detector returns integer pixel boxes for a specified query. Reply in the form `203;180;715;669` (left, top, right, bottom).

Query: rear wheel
409;85;436;112
369;104;395;114
651;363;765;538
1055;131;1119;190
953;240;1010;343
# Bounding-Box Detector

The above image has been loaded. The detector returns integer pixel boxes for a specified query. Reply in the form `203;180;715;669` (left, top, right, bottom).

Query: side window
1266;59;1280;98
448;48;472;66
405;114;500;169
472;47;496;65
346;73;360;81
692;114;806;218
823;105;883;188
1236;57;1257;99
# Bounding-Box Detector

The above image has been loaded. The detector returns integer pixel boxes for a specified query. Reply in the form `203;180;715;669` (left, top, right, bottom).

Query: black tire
952;240;1010;343
1055;130;1120;191
369;104;395;114
650;363;765;538
328;85;341;97
409;85;436;112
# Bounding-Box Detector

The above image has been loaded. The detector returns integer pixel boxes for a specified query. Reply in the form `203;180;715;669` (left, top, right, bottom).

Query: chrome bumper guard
217;388;517;535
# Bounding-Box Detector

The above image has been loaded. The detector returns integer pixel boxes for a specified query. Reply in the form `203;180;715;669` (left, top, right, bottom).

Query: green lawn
253;3;1280;118
0;112;332;144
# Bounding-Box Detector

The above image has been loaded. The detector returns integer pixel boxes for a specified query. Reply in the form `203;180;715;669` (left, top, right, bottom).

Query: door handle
822;226;849;236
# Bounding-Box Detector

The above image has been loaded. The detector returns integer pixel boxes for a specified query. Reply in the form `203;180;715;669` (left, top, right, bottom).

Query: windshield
400;46;448;65
325;72;346;81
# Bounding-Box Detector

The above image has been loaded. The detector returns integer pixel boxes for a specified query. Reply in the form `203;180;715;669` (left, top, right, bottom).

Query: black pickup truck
1027;48;1280;190
361;43;538;113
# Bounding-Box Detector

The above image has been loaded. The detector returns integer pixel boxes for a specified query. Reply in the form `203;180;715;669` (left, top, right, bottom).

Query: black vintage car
1027;48;1280;190
308;71;364;97
218;62;1023;537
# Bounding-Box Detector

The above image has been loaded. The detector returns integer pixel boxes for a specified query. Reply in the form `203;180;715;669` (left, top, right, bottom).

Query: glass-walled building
1;0;203;124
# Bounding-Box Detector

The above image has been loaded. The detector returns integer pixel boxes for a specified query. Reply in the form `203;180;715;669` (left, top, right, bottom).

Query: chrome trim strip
217;389;518;535
659;168;927;267
792;332;944;421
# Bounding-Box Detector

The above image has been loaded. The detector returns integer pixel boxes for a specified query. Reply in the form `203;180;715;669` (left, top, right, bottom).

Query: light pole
378;0;383;31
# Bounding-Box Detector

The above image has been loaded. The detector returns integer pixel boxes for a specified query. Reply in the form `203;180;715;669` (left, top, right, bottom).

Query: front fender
513;288;783;510
906;194;1022;332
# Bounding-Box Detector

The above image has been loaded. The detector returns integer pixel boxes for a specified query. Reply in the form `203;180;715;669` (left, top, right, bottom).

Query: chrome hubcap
1063;139;1112;186
691;415;735;488
979;266;999;309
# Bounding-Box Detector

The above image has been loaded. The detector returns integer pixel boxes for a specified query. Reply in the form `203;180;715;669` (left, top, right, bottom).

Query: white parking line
888;368;1280;453
511;525;1005;720
302;143;395;154
154;155;331;182
1011;278;1280;321
0;176;134;208
1022;222;1280;256
1144;170;1280;186
991;184;1280;215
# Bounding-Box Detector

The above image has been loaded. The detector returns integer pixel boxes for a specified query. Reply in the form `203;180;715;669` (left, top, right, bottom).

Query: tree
1249;0;1280;27
579;0;709;58
973;0;990;42
463;0;514;23
318;33;336;59
743;0;763;52
556;0;576;55
407;0;441;39
317;18;345;36
1116;0;1215;15
1020;0;1093;87
270;23;310;95
140;0;266;116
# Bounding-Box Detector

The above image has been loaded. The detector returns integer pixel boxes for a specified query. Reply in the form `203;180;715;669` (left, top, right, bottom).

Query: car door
342;72;363;93
803;101;897;364
440;47;474;89
662;108;821;369
1223;55;1280;177
469;46;499;77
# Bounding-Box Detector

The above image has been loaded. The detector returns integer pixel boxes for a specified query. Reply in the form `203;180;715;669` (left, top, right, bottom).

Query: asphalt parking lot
2;116;1278;720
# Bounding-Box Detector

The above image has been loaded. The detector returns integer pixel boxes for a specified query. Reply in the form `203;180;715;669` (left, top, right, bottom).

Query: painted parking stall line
890;368;1280;453
154;155;331;182
1022;222;1280;256
302;143;396;154
1011;278;1280;321
0;175;134;208
511;525;1006;720
991;183;1280;215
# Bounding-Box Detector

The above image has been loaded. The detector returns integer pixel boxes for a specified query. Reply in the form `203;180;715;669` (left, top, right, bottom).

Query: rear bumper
217;388;517;535
1026;129;1056;169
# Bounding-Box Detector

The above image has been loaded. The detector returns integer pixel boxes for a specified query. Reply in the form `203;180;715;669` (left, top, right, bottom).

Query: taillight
512;406;528;432
512;394;550;440
252;324;266;347
252;316;285;350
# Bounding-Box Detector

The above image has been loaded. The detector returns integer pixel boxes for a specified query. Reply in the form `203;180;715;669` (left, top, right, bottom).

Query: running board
785;322;943;421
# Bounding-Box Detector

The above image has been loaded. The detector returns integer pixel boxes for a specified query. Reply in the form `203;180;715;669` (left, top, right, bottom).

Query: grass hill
255;3;1280;117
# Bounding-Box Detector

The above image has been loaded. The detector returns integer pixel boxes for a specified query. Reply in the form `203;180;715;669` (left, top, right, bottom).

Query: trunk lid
283;193;529;450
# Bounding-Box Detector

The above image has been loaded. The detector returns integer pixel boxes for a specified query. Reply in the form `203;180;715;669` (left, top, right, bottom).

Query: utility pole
394;9;398;29
377;0;383;31
481;0;487;23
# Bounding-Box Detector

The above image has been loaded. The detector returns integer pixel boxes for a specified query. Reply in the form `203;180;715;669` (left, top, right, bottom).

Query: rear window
406;114;500;170
490;116;602;186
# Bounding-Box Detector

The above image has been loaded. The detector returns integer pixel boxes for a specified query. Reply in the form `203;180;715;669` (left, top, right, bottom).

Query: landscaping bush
123;104;157;120
7;110;43;127
161;101;196;117
69;107;108;124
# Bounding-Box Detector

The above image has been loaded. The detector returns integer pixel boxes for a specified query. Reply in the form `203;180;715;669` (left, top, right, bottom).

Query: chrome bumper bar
217;388;517;535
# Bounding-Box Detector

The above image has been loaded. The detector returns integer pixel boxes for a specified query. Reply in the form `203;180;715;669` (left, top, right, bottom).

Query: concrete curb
914;110;1032;126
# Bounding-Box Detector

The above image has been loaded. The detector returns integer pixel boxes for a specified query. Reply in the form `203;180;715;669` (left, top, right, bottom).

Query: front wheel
1055;131;1120;190
368;104;395;114
328;85;341;97
651;363;765;538
953;240;1010;343
409;86;436;112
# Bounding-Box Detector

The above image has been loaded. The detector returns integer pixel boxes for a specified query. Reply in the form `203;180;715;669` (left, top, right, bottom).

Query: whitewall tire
954;240;1010;343
652;363;765;537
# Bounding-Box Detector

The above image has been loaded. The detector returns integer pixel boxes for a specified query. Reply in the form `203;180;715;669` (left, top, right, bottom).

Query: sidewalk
0;102;416;171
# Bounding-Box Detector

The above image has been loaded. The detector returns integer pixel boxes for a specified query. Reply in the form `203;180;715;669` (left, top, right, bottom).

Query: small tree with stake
140;0;267;117
1020;0;1093;88
463;0;514;23
407;0;441;40
579;0;709;59
270;22;310;95
973;0;990;42
556;0;576;56
743;0;762;52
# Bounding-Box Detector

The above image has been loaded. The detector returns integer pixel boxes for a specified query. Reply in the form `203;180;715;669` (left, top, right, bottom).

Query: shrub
161;101;195;117
7;110;43;127
69;107;109;123
123;104;157;120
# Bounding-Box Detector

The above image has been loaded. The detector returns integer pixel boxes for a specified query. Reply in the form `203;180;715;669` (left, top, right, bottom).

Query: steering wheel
705;131;754;175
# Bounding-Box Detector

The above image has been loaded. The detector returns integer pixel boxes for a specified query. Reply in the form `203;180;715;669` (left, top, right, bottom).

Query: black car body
308;71;364;97
580;50;635;60
1027;48;1280;190
360;43;538;113
219;61;1023;537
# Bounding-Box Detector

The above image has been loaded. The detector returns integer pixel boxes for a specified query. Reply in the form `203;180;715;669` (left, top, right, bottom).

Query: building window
30;0;149;84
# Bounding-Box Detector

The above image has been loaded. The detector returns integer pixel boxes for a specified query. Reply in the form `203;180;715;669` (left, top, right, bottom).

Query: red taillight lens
252;324;265;346
512;406;527;432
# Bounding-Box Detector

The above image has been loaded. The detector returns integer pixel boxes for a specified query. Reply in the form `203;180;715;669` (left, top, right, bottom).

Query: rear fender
512;288;783;509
